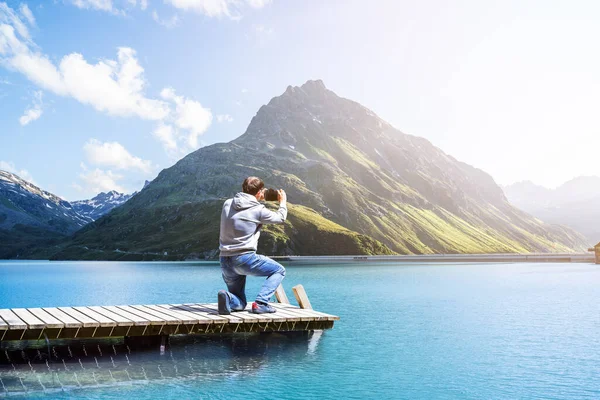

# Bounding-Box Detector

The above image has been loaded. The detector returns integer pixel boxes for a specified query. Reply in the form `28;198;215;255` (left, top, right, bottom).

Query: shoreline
1;252;594;264
270;253;595;264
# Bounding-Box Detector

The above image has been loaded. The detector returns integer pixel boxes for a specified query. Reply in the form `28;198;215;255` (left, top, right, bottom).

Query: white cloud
18;3;35;26
19;106;41;125
152;10;179;28
245;0;271;8
19;90;43;125
83;138;153;172
164;0;233;18
0;8;169;120
77;163;127;193
1;3;216;159
161;87;212;149
0;160;35;183
241;88;248;94
0;3;31;41
19;106;42;125
71;0;114;12
69;0;148;13
216;114;232;123
153;123;178;151
164;0;271;19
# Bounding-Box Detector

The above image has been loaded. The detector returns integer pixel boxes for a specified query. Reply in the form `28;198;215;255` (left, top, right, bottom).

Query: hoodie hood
232;192;261;211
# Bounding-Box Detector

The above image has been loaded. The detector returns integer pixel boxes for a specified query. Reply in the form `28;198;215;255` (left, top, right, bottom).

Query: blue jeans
220;253;286;310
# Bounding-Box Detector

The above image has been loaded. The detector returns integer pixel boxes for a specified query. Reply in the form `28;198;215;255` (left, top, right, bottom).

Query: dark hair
242;176;264;195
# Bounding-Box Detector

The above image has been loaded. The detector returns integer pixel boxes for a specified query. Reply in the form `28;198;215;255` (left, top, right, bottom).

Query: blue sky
2;0;600;200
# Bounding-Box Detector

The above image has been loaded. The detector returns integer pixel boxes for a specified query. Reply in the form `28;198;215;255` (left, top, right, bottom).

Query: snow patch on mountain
0;170;89;233
72;190;133;221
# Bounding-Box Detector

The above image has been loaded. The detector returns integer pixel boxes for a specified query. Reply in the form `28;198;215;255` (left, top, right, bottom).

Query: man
218;176;288;315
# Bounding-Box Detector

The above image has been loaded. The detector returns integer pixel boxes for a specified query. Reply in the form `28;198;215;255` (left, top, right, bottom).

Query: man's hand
278;189;287;203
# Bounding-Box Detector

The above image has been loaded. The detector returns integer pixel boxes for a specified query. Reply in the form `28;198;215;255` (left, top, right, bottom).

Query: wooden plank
275;285;290;304
262;305;308;322
194;303;246;323
292;284;313;310
27;308;64;329
0;314;8;330
273;303;339;320
154;304;214;324
156;305;214;325
271;303;338;321
285;307;331;321
114;305;168;326
68;307;111;327
130;305;182;325
226;310;262;323
202;303;262;323
43;308;83;328
0;309;27;330
11;308;45;329
86;306;133;326
238;306;276;322
199;303;261;323
102;306;150;326
238;304;293;323
171;304;228;324
258;309;304;322
143;305;197;324
271;303;330;320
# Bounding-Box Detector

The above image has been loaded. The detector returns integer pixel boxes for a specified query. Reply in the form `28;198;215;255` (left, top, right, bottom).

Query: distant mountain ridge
0;170;135;258
504;177;600;244
0;170;87;258
50;80;589;260
0;170;87;234
72;191;133;221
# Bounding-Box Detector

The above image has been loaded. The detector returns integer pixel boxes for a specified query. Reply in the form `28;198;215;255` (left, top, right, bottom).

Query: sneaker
217;290;231;315
251;302;276;314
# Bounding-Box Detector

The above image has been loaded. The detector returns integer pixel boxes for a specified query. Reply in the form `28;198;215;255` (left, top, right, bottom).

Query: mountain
72;191;133;221
504;177;600;244
0;170;89;258
50;80;588;260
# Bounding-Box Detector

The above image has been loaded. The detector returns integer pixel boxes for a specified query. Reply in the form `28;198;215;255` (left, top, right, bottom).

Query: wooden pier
0;303;338;342
0;285;338;345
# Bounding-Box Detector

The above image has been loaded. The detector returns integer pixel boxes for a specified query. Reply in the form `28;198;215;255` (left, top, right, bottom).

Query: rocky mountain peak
235;78;384;151
72;190;132;222
0;169;68;207
283;79;328;96
302;79;326;91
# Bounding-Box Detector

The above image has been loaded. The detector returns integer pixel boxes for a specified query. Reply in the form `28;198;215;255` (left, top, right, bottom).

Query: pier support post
292;284;313;310
160;335;168;355
275;285;290;304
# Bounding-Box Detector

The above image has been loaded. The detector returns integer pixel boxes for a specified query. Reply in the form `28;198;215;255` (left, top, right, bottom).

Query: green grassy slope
50;201;394;260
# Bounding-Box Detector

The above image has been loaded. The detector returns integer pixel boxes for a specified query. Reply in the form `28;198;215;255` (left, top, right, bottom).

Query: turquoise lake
0;260;599;399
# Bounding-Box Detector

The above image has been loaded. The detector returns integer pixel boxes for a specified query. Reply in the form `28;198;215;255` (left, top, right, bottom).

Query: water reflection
0;331;323;396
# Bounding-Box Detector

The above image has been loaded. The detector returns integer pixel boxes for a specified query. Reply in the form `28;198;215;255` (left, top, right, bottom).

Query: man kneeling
218;176;287;315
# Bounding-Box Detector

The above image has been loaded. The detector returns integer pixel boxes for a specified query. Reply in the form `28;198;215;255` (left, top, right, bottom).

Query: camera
263;188;279;201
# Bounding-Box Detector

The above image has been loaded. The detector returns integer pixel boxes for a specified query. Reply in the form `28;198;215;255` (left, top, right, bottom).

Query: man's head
242;176;265;200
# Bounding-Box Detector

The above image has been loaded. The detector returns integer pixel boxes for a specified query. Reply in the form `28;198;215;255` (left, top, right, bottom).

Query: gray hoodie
219;192;288;256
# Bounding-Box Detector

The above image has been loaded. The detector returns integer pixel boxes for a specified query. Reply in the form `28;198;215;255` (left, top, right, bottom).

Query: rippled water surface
0;260;599;399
